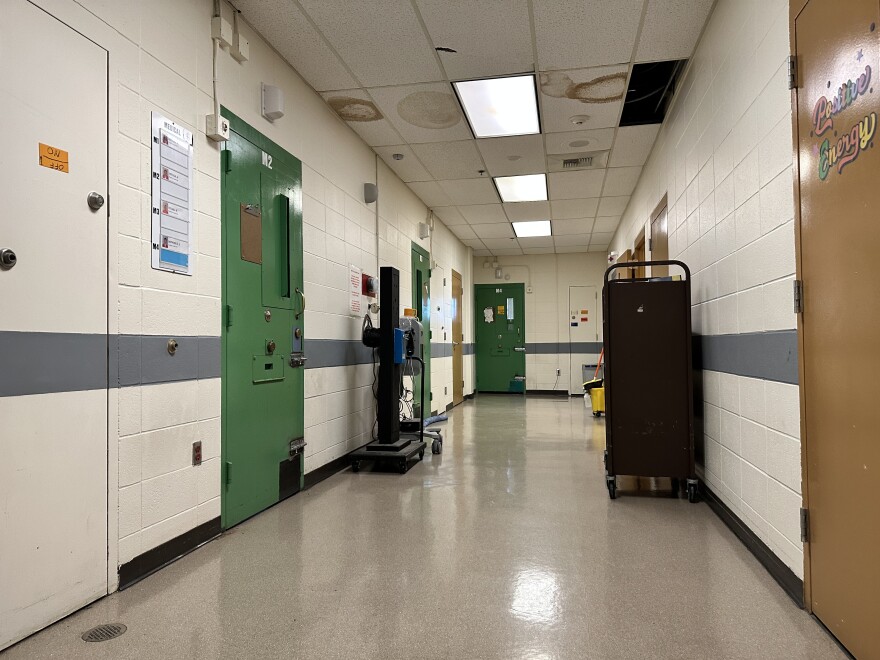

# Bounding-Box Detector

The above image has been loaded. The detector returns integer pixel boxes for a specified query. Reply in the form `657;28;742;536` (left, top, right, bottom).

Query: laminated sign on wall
151;113;195;275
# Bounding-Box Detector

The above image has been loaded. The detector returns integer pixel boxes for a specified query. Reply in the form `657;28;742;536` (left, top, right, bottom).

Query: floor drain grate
81;623;127;642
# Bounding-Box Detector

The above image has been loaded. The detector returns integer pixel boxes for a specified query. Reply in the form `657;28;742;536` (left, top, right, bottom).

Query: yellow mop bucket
589;386;605;417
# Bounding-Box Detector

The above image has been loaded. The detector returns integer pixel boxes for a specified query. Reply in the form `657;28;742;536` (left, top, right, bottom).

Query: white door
568;286;598;394
0;0;109;649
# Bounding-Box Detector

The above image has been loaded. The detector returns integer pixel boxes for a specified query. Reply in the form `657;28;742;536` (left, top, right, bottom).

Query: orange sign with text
39;143;69;173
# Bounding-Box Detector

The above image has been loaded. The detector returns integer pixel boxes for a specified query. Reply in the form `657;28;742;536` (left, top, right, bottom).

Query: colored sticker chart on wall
811;58;876;181
38;143;68;173
150;112;195;275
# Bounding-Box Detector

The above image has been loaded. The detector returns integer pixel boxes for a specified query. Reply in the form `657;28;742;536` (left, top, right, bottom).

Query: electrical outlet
556;368;561;376
192;441;202;466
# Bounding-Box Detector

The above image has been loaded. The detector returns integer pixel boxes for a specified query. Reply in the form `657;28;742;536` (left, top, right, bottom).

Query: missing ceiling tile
619;60;687;126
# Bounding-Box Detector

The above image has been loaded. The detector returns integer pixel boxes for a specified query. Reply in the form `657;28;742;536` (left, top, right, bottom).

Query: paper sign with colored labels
39;143;69;173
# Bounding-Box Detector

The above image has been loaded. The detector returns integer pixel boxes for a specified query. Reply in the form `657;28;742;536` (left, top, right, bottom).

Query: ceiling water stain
397;91;461;129
327;96;383;122
540;71;627;104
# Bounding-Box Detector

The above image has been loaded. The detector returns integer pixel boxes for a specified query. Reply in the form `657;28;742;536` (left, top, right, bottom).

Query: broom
583;348;604;391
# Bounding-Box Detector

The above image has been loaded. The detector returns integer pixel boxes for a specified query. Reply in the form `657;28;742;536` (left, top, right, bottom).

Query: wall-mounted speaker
261;83;284;121
364;183;378;204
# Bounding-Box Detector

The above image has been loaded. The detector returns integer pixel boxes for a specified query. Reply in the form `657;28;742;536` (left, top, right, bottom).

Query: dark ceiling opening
620;59;687;126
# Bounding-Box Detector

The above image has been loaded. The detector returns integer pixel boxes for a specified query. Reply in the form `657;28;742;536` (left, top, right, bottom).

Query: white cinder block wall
53;0;473;582
609;0;803;576
473;253;608;393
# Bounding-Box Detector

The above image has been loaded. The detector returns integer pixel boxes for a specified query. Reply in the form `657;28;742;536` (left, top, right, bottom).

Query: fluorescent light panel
494;173;547;202
513;220;552;238
454;75;540;138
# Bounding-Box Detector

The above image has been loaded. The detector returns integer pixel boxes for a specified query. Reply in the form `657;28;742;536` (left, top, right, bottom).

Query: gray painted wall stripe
117;335;221;386
304;339;374;369
525;342;603;354
0;332;108;397
694;331;798;385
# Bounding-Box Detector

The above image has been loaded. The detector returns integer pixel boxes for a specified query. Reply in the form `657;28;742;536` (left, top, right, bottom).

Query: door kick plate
252;354;284;383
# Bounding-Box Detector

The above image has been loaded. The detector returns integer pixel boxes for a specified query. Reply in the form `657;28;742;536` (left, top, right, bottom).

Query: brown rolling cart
602;260;697;502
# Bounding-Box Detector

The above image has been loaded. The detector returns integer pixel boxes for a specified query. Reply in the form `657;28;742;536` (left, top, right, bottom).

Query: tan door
650;202;669;277
795;0;879;656
452;270;464;405
632;234;646;278
0;0;109;649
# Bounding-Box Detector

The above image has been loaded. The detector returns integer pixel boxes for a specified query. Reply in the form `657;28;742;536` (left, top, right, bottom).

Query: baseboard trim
526;389;568;396
118;517;221;591
701;483;804;607
303;453;353;490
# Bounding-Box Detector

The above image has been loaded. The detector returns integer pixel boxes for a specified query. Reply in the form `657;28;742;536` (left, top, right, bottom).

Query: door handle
452;341;460;346
514;346;526;352
295;287;305;319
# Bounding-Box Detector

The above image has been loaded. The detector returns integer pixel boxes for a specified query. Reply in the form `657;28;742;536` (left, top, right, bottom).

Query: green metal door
221;110;304;529
411;243;431;416
474;284;526;393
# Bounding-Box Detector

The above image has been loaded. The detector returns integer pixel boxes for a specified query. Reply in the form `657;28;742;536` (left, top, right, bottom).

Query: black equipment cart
602;260;697;502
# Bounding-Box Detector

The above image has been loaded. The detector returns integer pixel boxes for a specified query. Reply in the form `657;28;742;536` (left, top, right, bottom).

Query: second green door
474;284;526;392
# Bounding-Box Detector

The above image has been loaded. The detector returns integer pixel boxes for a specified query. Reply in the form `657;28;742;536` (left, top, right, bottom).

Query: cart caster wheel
432;439;442;454
398;461;407;474
418;449;425;460
687;483;699;503
352;461;360;473
607;477;617;500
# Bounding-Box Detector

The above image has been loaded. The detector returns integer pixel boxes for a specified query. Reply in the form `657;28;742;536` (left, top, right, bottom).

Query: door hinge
793;279;803;314
800;507;809;542
647;238;653;252
787;56;797;90
224;304;233;327
223;461;232;486
223;149;232;172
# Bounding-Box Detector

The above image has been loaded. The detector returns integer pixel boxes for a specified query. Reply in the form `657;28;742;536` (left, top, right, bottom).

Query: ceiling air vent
562;156;592;169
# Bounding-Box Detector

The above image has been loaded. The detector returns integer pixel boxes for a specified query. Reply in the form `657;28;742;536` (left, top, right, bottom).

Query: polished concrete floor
3;396;843;659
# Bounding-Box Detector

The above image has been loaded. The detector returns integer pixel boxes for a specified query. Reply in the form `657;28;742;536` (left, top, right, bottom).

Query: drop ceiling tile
588;245;609;253
518;236;555;248
459;204;509;224
320;90;405;146
476;135;546;177
523;247;557;255
552;218;595;235
603;167;642;196
374;145;432;182
482;237;520;250
533;0;643;70
438;178;499;205
299;0;442;86
472;224;515;239
408;181;453;207
554;233;590;246
597;196;630;216
411;141;486;180
432;206;468;226
462;239;486;250
609;125;661;167
592;216;621;233
416;0;534;80
544;129;615;155
473;248;493;256
504;201;551;222
237;0;358;91
636;0;714;62
369;83;472;144
490;247;525;255
555;245;591;253
590;232;615;245
548;169;605;200
450;224;478;240
551;198;599;219
539;65;628;133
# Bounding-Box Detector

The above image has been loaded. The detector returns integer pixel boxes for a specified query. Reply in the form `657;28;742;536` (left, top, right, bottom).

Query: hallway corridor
2;397;841;659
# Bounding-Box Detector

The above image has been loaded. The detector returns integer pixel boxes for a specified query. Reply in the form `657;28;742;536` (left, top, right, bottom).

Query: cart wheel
398;460;407;474
607;477;617;500
418;449;425;460
687;482;699;503
431;439;442;454
593;411;600;417
352;461;360;473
